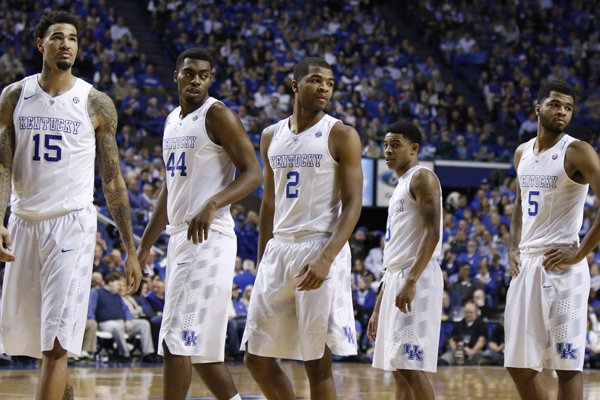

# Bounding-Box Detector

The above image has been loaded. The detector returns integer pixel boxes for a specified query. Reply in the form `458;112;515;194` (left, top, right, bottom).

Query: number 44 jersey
163;97;236;235
517;135;588;252
268;114;341;238
11;74;95;219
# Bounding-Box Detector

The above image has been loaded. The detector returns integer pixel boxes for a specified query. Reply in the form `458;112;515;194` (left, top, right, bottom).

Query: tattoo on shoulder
88;89;117;134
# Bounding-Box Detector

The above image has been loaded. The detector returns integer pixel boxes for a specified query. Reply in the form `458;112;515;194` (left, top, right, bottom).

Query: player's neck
38;67;76;97
395;160;418;178
289;109;325;134
535;129;564;152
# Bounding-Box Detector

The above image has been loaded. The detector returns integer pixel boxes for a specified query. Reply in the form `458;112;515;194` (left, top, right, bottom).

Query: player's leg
304;346;336;400
244;352;295;400
392;371;412;400
555;370;582;400
396;370;434;400
506;367;548;400
63;374;74;400
36;338;68;400
163;343;192;400
193;362;240;400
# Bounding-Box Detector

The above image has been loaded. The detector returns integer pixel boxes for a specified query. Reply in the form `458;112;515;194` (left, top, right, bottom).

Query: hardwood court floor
1;362;600;399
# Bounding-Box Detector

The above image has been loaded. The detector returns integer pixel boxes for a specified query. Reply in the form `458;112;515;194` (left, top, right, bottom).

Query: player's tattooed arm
0;82;21;221
89;88;135;250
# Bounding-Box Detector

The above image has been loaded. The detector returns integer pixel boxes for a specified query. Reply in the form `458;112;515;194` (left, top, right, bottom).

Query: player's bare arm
543;140;600;271
509;144;525;277
368;280;385;342
186;103;261;244
137;184;168;266
0;82;22;262
395;169;441;313
89;88;141;293
296;122;363;291
256;124;276;266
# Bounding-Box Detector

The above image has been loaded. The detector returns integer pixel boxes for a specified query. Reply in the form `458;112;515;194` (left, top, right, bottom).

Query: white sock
228;395;242;400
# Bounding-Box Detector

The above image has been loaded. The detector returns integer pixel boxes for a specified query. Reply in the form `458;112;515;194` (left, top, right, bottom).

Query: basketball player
137;48;261;400
506;79;600;399
241;57;363;399
368;122;443;400
0;11;142;400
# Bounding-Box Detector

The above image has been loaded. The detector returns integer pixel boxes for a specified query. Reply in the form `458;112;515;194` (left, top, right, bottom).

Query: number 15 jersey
268;114;341;238
163;97;235;236
517;135;588;252
11;74;95;219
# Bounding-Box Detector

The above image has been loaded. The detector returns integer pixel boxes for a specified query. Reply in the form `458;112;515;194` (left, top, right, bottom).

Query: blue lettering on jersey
163;136;198;150
342;326;355;344
19;116;81;135
556;342;577;359
519;175;558;188
269;153;323;169
404;344;424;361
181;330;198;346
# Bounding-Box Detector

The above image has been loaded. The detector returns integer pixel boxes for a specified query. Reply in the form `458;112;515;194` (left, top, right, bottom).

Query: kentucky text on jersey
269;153;323;169
19;116;81;134
519;174;559;188
163;136;197;150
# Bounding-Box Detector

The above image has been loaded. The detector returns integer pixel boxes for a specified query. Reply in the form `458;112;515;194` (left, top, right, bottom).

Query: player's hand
395;280;416;313
295;255;331;291
543;241;579;273
136;246;150;267
367;312;379;342
0;226;15;262
187;201;217;244
122;251;143;295
508;247;521;277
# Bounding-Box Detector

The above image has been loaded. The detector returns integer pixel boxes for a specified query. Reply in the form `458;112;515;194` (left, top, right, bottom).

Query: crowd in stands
1;0;600;367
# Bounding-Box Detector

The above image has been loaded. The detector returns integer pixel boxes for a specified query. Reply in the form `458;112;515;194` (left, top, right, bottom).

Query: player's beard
539;112;565;135
56;60;72;71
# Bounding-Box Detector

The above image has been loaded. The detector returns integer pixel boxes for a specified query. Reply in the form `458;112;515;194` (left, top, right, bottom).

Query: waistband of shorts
273;232;332;242
385;261;413;273
520;244;574;257
11;203;94;222
166;223;236;239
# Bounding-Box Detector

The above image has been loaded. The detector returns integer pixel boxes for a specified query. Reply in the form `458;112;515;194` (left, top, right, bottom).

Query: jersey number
32;133;62;162
167;152;187;177
286;171;299;198
527;191;539;216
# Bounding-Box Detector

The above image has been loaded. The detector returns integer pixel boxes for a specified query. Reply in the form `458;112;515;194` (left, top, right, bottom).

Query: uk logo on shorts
342;326;355;344
404;344;423;361
556;342;577;359
182;330;198;346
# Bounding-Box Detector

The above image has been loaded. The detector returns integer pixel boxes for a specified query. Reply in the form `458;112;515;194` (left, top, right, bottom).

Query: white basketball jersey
269;114;341;237
11;74;95;219
163;97;235;237
383;165;442;272
518;135;588;251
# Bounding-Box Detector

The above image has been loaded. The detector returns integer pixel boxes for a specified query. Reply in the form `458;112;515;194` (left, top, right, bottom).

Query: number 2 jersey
11;74;95;219
163;97;235;236
517;135;588;252
268;114;341;238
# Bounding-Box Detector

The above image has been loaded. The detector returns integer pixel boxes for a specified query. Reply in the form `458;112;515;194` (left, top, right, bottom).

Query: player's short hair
176;48;213;71
34;11;80;39
386;121;423;146
293;57;332;81
537;79;576;104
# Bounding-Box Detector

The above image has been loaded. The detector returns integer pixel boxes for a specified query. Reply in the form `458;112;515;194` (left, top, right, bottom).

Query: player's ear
291;79;299;94
35;37;44;53
535;104;540;117
173;70;178;84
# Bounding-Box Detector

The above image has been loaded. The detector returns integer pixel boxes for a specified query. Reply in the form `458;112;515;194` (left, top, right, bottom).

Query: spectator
439;301;488;366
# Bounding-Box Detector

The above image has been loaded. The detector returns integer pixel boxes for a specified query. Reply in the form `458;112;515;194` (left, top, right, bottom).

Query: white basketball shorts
241;235;357;361
159;226;236;363
0;204;97;358
372;261;443;373
504;253;589;371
